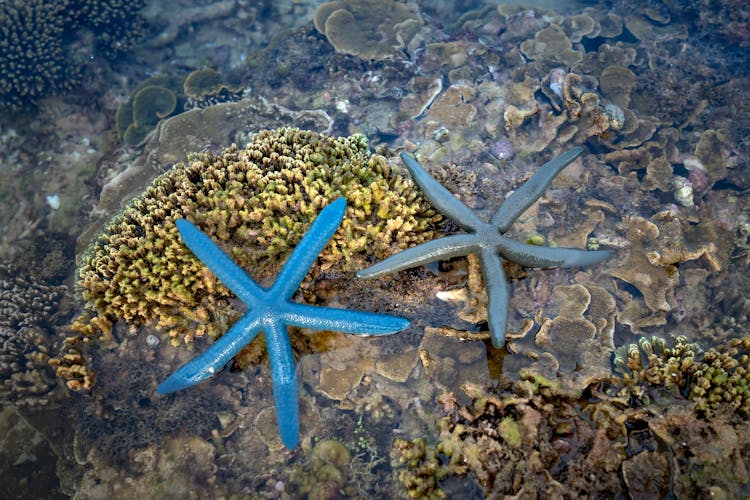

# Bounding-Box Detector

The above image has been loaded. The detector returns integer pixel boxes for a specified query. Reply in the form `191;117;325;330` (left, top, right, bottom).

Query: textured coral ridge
73;127;437;345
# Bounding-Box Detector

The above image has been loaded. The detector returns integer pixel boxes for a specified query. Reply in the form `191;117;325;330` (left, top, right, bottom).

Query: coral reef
3;0;750;496
72;128;438;350
0;262;67;405
0;0;78;108
392;373;750;498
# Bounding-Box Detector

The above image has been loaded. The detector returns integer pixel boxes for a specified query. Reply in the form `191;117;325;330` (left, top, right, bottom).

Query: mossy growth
285;439;356;497
73;128;439;345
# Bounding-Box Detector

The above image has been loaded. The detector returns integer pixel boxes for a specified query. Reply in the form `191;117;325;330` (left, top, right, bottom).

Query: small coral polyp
74;128;437;344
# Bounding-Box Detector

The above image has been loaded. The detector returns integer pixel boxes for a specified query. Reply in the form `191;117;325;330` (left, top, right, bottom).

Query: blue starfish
357;148;610;348
158;197;410;449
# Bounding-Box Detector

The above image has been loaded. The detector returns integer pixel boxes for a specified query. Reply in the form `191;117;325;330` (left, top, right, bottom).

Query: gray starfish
357;148;610;347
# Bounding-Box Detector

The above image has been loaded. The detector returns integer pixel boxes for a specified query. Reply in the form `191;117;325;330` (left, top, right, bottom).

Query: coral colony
158;198;409;449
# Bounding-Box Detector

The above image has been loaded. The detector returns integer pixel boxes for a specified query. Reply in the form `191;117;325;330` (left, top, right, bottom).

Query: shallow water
1;0;749;498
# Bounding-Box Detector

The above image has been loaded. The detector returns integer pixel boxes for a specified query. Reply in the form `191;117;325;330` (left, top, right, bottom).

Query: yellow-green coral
391;437;446;499
690;336;750;416
613;334;750;416
613;335;699;404
74;128;439;344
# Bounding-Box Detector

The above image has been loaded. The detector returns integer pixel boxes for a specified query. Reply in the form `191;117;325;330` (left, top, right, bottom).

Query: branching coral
74;0;147;59
0;0;78;108
72;128;438;348
0;262;67;405
613;334;750;417
0;0;147;108
613;335;699;405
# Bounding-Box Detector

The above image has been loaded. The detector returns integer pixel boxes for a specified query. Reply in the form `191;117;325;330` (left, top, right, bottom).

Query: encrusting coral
72;128;438;348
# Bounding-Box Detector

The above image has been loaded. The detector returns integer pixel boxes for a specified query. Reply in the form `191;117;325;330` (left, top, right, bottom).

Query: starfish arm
264;319;299;449
282;303;410;336
356;234;479;279
497;237;611;268
400;152;485;230
176;219;264;306
157;313;262;394
490;147;584;232
479;247;511;348
269;197;346;298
